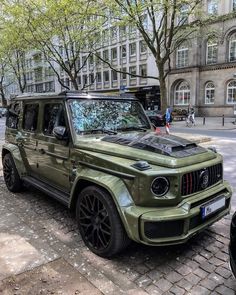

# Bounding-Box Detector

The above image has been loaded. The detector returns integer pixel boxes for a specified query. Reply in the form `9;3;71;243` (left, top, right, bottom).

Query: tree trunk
158;66;168;112
70;75;79;90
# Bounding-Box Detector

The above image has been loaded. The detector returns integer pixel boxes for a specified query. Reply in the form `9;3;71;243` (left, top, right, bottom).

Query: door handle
39;148;46;155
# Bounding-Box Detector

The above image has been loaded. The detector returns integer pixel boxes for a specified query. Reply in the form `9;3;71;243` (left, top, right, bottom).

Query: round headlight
151;177;169;197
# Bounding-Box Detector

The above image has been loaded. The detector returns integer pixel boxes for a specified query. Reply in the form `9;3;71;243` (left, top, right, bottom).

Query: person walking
186;104;196;126
165;107;171;134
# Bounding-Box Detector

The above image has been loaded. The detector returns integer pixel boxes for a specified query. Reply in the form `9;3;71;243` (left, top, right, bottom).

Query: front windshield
68;99;150;134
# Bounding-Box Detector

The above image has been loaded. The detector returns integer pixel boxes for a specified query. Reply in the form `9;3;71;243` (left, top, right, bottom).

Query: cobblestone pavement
0;177;236;295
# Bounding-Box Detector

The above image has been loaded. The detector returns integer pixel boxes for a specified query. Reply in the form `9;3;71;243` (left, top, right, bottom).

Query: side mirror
53;126;68;140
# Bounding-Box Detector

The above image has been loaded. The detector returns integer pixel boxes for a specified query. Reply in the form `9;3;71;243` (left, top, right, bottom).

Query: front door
36;102;71;193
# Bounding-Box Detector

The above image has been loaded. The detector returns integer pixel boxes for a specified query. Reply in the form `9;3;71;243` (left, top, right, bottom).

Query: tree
105;0;202;111
1;0;106;91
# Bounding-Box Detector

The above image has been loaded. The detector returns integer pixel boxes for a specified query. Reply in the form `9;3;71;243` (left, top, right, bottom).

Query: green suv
2;91;232;257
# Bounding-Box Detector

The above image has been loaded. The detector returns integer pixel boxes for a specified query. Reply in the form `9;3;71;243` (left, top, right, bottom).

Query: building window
119;26;126;38
139;64;147;77
174;81;190;105
111;70;117;81
205;82;215;104
111;48;117;60
82;56;87;68
207;0;218;14
206;37;218;64
233;0;236;11
129;66;136;78
89;73;94;84
229;33;236;62
83;75;87;85
177;4;189;25
140;40;147;54
121;45;127;58
121;68;127;80
111;27;117;40
176;43;189;68
35;83;44;93
227;80;236;104
96;72;101;83
104;71;109;82
129;43;136;56
45;81;55;92
103;49;109;61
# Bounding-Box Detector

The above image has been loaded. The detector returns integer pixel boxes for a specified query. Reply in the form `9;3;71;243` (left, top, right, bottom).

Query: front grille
144;220;184;239
181;163;222;196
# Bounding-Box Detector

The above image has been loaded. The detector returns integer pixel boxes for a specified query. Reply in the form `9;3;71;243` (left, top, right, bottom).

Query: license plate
201;196;226;219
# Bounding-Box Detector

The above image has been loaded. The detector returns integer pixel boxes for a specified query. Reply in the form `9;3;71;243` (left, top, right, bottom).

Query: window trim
205;82;215;104
227;80;236;104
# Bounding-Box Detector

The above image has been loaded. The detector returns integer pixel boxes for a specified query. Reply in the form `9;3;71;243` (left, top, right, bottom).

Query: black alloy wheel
76;186;130;257
3;153;22;192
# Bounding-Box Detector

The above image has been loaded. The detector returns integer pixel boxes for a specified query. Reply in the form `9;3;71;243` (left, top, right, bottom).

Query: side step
22;176;70;206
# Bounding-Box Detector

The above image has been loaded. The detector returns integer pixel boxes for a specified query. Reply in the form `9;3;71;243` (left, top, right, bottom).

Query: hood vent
102;133;206;158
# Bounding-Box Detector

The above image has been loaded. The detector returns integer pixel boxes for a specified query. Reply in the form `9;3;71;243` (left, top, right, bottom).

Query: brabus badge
199;169;209;190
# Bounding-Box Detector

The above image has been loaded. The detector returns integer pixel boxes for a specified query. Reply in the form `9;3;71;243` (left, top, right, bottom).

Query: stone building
167;0;236;116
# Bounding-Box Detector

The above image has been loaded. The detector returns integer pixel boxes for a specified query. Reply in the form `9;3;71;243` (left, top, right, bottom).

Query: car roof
14;91;138;102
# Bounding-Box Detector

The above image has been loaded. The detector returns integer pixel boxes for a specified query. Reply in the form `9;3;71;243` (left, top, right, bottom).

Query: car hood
74;131;217;168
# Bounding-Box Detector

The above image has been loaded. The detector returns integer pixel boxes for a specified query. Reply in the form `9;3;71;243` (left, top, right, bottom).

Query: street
0;117;236;294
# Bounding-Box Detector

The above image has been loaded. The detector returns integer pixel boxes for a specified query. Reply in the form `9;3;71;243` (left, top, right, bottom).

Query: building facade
168;0;236;116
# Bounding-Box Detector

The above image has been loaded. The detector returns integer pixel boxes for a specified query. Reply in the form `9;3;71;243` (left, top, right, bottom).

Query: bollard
203;117;205;125
222;114;224;126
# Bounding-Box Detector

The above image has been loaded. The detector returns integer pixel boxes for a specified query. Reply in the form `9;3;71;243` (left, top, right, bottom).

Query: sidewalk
172;116;236;131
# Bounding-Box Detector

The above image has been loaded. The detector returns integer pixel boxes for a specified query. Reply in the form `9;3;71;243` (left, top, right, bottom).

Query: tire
3;153;23;192
76;185;130;257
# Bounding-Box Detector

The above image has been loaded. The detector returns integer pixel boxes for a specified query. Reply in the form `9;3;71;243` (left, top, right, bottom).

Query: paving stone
136;275;152;288
223;277;236;289
215;251;230;262
199;278;220;291
215;266;232;279
207;273;225;285
215;285;235;295
199;262;216;273
135;264;150;275
193;254;207;264
145;284;163;295
177;278;193;291
147;269;163;281
176;265;192;276
193;268;208;279
169;285;185;295
208;257;225;267
187;285;210;295
154;278;173;292
185;273;201;285
165;271;182;283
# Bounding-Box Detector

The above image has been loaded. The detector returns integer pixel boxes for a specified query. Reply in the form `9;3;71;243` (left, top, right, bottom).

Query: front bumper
123;181;232;245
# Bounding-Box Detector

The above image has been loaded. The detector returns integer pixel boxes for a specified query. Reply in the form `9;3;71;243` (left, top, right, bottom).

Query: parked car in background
146;110;173;126
229;212;236;278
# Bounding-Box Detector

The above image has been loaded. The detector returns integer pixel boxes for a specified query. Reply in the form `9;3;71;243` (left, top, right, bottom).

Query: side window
23;104;39;132
6;103;20;129
43;104;65;136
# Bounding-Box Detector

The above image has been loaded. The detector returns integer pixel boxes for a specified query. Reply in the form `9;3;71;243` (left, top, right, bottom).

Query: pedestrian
165;107;171;134
187;104;196;126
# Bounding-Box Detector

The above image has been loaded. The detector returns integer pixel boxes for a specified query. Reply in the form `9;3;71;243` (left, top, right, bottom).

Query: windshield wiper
90;128;117;135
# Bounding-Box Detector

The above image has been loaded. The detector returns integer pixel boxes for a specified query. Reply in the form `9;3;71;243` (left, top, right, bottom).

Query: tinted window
6;103;20;129
23;104;39;132
43;104;65;136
